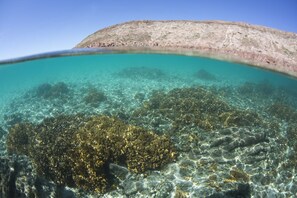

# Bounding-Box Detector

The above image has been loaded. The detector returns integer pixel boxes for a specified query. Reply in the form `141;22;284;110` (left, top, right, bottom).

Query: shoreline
75;20;297;78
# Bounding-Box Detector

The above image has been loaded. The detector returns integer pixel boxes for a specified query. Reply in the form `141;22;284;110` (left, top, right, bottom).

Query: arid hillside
76;20;297;77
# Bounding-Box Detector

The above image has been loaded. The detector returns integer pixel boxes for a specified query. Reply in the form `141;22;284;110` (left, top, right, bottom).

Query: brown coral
72;116;176;192
6;115;176;193
35;82;70;100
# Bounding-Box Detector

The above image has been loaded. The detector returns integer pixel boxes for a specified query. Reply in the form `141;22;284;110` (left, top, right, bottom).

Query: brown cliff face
75;20;297;78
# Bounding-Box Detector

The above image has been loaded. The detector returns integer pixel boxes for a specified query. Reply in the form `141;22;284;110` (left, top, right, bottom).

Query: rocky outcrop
76;20;297;78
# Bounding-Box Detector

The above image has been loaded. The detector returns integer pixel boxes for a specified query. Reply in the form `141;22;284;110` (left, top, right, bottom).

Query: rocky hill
75;20;297;77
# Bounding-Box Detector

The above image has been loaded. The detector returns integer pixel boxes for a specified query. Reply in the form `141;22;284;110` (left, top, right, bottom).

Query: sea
0;50;296;197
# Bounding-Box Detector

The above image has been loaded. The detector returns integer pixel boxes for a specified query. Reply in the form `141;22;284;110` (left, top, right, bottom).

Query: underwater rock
154;181;174;197
6;115;176;193
194;69;217;81
109;163;129;181
0;156;18;197
83;87;107;107
224;129;268;151
116;66;165;80
35;82;70;100
0;155;58;198
209;127;269;159
207;183;251;198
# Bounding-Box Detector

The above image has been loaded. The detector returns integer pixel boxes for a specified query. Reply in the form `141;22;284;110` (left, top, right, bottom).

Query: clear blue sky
0;0;296;60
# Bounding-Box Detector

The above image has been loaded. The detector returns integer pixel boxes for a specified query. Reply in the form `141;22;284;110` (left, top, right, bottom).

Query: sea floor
0;54;297;197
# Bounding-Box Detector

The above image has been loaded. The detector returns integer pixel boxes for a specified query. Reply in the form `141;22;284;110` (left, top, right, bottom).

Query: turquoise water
0;52;297;197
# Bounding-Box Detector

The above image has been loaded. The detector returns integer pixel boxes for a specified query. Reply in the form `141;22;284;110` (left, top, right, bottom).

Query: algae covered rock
6;115;176;193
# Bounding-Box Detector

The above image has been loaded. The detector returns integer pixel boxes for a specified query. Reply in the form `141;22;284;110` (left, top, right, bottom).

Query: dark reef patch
237;80;275;97
34;82;71;100
116;66;166;80
83;87;107;107
194;69;217;81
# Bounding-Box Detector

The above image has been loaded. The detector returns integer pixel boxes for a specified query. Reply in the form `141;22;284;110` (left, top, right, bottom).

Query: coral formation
0;157;16;197
70;116;176;192
30;115;88;187
133;87;263;131
207;183;251;198
194;69;216;81
6;115;176;193
83;87;107;107
116;66;165;80
35;82;70;99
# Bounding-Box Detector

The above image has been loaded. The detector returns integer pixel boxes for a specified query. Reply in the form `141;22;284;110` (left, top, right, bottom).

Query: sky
0;0;296;60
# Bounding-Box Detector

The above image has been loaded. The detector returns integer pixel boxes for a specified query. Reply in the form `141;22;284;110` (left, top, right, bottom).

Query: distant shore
75;20;297;78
